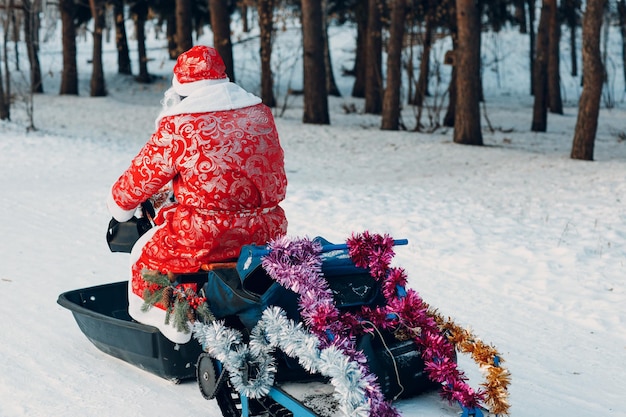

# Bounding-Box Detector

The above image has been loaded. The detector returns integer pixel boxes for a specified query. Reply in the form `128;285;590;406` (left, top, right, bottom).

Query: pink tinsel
346;231;486;409
262;235;400;417
262;232;487;415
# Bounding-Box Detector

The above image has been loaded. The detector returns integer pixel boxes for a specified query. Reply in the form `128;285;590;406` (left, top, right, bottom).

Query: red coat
111;102;287;270
108;103;287;342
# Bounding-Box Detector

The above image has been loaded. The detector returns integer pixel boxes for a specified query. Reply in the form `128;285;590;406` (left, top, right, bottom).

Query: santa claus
107;45;288;343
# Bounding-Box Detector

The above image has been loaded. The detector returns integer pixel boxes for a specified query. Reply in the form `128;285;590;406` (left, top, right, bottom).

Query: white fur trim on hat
126;225;193;344
172;76;228;97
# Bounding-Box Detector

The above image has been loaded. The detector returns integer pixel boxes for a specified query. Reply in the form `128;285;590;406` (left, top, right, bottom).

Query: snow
1;17;625;417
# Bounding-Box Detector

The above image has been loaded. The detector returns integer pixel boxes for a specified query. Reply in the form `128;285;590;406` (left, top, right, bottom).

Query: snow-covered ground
0;16;625;417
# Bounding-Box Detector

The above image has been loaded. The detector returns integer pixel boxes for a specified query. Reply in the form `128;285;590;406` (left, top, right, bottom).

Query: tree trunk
59;0;78;95
412;18;433;106
1;1;9;119
351;2;367;98
175;0;193;55
528;0;536;94
89;0;107;97
167;14;177;60
602;7;609;85
515;0;527;33
0;42;8;120
210;0;235;81
301;0;329;124
381;0;406;130
11;5;19;70
23;5;37;130
405;21;416;105
571;0;605;161
547;0;563;114
531;0;550;132
364;0;383;114
322;0;341;97
570;24;578;76
453;0;483;145
443;63;457;127
113;0;132;75
23;0;43;93
443;4;457;127
563;0;579;77
241;3;249;32
477;3;485;103
618;0;626;88
258;0;275;107
133;0;151;83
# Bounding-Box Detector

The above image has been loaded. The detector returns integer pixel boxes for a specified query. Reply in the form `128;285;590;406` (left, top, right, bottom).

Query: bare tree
531;0;550;132
381;0;406;130
301;0;329;124
210;0;235;81
89;0;107;96
571;0;605;161
258;0;275;106
453;0;483;145
547;0;563;114
365;0;383;114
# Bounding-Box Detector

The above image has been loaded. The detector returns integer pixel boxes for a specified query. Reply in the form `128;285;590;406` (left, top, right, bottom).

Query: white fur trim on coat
107;186;137;222
155;80;262;128
127;286;193;344
127;225;193;344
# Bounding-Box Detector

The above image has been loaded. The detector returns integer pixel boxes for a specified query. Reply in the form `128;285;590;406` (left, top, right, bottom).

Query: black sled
58;238;457;417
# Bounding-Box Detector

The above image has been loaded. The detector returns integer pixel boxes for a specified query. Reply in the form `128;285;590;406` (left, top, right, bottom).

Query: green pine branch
138;268;216;333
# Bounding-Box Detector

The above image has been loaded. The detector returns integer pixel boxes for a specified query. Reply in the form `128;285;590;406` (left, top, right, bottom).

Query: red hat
172;45;228;95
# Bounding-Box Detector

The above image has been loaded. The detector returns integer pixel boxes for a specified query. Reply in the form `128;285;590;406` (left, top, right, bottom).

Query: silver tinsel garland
193;306;371;417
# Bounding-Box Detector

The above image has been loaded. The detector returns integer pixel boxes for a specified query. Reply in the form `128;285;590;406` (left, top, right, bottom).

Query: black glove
141;200;156;220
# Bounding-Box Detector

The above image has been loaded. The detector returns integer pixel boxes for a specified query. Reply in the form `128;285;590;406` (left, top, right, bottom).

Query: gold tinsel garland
430;309;511;415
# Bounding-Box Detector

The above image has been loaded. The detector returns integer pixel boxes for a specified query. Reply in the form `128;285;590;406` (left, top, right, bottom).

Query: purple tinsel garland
262;231;485;416
262;236;399;417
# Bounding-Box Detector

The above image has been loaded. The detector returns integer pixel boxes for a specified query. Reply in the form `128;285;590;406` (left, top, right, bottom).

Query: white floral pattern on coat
110;103;287;307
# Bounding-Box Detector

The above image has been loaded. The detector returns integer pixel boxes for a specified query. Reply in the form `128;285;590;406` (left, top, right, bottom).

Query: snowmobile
58;211;508;417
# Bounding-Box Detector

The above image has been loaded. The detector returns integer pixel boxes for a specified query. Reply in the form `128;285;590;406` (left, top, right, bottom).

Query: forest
1;7;625;414
1;0;625;161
